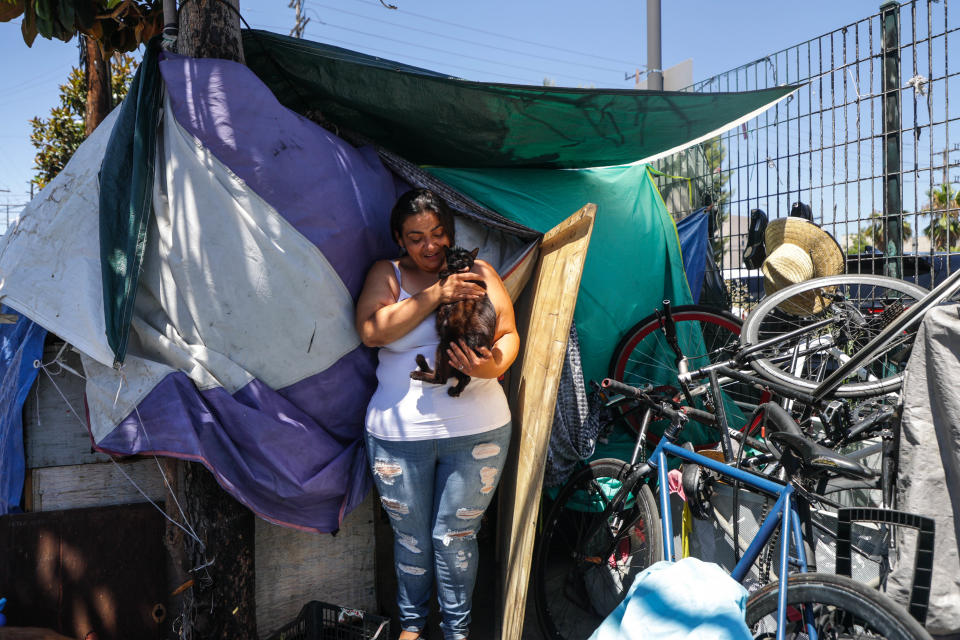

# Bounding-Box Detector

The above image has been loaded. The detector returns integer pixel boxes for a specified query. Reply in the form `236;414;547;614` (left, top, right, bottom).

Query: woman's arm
447;259;520;379
355;260;486;347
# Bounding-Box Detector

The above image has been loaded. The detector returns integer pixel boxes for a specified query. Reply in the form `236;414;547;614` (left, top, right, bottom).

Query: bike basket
265;601;391;640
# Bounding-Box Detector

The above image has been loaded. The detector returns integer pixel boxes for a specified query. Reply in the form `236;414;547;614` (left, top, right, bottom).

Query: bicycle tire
745;572;933;639
609;305;757;438
533;458;663;640
741;275;929;398
610;304;743;385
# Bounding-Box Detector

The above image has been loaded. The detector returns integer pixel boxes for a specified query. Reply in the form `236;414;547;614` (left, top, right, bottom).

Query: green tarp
242;30;797;169
98;40;164;366
428;163;692;388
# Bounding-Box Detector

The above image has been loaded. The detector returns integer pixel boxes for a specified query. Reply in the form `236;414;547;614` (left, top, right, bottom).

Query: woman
356;188;519;640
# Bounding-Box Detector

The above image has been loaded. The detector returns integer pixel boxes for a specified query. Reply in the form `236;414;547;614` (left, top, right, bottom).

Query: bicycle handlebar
600;379;716;426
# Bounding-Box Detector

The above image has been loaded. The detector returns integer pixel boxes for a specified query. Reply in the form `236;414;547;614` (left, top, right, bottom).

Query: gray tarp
889;304;960;636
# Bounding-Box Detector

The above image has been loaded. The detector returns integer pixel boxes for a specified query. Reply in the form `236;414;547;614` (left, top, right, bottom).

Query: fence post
880;1;903;278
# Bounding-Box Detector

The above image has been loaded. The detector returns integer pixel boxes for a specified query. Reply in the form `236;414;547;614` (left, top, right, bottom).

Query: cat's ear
469;247;480;260
444;246;454;256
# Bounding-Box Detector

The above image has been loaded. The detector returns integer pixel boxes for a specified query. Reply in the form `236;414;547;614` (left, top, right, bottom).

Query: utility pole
646;0;663;90
289;0;310;38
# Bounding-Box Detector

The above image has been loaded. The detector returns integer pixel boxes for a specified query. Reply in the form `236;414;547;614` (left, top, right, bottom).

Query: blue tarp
0;306;46;515
676;209;709;304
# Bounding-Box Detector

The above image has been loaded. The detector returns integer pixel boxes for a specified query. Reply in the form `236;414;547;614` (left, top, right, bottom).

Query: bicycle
739;268;960;400
532;380;933;640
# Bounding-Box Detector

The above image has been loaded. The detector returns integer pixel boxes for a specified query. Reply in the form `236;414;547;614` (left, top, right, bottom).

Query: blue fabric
365;423;511;640
589;558;751;640
0;307;46;515
676;209;710;304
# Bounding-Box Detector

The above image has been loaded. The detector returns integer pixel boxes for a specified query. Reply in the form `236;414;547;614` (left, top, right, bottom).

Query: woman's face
398;210;451;273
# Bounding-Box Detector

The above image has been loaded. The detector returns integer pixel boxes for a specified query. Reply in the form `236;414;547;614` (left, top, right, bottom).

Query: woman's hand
436;273;486;304
448;339;494;377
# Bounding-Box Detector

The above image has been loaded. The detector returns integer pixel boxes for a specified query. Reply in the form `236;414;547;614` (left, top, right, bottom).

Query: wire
310;3;627;75
314;35;532;83
316;20;600;84
343;0;645;68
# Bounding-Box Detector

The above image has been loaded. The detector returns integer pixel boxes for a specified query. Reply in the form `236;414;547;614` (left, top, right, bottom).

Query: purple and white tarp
0;54;533;532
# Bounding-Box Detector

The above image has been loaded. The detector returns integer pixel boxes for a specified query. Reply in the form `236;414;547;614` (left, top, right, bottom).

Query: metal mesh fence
652;0;960;310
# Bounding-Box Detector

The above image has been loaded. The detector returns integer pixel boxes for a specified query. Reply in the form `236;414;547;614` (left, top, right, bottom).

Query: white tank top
364;262;512;441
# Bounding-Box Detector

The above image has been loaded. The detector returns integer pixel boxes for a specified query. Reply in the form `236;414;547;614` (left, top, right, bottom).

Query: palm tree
859;210;913;252
923;184;960;250
846;211;912;255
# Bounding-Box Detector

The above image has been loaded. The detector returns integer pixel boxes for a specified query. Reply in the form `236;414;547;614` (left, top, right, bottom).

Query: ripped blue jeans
366;423;511;640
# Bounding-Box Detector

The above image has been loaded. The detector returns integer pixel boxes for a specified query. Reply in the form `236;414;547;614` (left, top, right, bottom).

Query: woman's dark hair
390;188;456;249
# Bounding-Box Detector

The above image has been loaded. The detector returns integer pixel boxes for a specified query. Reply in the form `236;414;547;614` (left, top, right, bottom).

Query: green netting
242;30;797;170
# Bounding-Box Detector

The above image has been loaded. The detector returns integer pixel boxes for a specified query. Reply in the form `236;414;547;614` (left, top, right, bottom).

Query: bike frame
646;436;815;640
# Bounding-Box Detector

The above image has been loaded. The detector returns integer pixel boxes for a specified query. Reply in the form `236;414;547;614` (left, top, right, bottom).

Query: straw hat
761;217;845;316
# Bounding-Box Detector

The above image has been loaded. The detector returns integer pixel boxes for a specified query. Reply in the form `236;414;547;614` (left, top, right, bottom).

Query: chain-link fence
652;0;960;310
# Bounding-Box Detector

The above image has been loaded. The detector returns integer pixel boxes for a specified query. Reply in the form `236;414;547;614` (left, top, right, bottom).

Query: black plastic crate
266;601;390;640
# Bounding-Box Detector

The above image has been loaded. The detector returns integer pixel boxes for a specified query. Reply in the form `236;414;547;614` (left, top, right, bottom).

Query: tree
923;183;960;251
846;210;913;254
177;0;243;63
29;52;135;189
0;0;162;53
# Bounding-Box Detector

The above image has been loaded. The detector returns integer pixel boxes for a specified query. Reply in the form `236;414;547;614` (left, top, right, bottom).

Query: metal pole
880;1;903;278
647;0;663;90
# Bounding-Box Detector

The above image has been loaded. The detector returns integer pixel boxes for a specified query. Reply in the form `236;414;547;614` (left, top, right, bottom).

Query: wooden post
498;204;596;640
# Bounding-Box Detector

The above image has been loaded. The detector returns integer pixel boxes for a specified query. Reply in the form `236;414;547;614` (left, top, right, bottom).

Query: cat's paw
415;354;432;372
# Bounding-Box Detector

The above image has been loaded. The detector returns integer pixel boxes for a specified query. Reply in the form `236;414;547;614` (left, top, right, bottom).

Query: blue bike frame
647;438;815;640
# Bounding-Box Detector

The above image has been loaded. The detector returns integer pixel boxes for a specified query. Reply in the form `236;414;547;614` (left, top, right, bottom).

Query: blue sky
0;0;881;219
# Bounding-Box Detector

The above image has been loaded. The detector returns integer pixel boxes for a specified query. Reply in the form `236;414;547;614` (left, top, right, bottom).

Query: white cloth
364;262;511;441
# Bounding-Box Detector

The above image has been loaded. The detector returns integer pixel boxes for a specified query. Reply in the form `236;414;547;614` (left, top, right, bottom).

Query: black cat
410;246;496;397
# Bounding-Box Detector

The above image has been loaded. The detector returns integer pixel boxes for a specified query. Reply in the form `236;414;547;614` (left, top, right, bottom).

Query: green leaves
2;0;163;53
30;52;136;189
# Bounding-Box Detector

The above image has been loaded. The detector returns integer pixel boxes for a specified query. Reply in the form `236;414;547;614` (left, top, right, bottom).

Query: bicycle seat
760;403;877;481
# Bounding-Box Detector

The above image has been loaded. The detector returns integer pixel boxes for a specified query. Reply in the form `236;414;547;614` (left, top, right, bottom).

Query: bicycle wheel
741;275;929;398
609;305;757;439
533;458;663;640
745;573;932;639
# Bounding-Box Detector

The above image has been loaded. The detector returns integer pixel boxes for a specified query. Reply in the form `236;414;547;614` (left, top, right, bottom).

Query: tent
0;34;795;531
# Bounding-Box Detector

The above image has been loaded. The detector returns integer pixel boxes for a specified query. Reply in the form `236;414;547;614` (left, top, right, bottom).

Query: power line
344;0;645;68
316;20;601;84
247;24;534;83
310;3;628;75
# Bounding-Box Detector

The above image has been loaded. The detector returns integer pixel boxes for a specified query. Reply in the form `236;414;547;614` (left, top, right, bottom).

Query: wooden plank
23;343;109;468
30;458;166;512
255;493;377;637
0;503;167;639
499;204;596;640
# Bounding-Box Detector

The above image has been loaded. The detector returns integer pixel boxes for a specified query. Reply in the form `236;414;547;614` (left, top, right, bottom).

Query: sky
0;0;883;227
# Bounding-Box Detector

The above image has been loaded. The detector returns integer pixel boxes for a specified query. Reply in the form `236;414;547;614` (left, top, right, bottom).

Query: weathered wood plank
255;493;377;637
500;205;596;640
23;344;109;468
30;458;166;512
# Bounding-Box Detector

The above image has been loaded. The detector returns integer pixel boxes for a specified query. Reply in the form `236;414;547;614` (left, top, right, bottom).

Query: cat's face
398;211;451;273
443;246;480;273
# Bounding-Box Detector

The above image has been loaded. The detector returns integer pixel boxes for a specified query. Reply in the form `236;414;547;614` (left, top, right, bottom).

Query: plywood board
255;493;377;637
499;204;596;640
0;502;167;639
23;343;109;468
30;458;166;512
